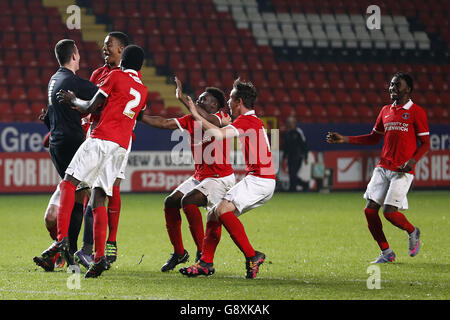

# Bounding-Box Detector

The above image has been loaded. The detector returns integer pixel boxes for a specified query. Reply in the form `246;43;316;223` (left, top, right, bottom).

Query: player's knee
181;190;206;208
91;187;107;208
164;194;181;209
383;205;398;216
207;209;220;222
215;200;235;217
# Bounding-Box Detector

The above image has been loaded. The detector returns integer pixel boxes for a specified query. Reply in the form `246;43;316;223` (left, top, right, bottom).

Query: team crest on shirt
402;113;410;120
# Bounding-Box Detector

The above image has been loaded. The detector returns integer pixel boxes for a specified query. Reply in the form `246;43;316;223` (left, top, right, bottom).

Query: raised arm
174;76;224;127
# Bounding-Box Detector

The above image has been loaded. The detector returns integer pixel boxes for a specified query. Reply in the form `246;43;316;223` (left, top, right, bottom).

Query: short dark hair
54;39;76;66
393;72;414;93
121;45;144;71
108;31;130;47
232;78;257;109
205;87;226;109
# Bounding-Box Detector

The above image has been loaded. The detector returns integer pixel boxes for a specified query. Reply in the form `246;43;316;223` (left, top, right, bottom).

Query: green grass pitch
0;191;448;300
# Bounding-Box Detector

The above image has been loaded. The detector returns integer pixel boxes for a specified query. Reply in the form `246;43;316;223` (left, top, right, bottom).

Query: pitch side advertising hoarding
0;123;448;193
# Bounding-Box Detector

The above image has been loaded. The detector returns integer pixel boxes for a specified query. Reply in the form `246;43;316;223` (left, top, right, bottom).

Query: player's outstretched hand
326;132;348;144
56;89;75;105
186;96;200;117
174;76;183;100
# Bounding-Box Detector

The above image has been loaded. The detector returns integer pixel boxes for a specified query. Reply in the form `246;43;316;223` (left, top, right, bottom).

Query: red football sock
201;220;222;263
56;180;76;241
364;207;389;250
182;204;205;252
93;206;108;262
384;211;415;234
164;207;184;255
107;185;121;243
219;211;255;258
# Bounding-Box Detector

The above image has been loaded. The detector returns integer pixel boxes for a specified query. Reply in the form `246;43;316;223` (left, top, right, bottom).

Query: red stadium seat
342;105;361;123
3;49;21;67
205;72;222;88
304;90;321;104
8;68;24;85
326;105;343;123
280;104;296;119
12;102;32;122
274;89;291;104
258;89;275;104
310;104;328;123
168;53;185;71
148;103;166;116
356;105;376;123
231;54;248;71
147;91;163;104
425;91;441;106
267;72;284;89
295;104;313;123
27;86;46;102
433;106;450;124
289;90;305;104
0;85;9;100
10;86;27;101
220;71;235;89
215;54;232;71
189;70;206;88
264;105;281;117
282;72;300;89
319;90;336;104
184;53;201;70
0;101;14;122
166;106;185;118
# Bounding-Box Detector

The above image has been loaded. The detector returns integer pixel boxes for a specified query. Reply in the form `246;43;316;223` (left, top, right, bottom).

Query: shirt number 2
123;88;141;119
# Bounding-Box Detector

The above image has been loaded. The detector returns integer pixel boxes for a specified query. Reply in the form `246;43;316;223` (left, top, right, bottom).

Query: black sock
68;202;84;254
82;205;94;254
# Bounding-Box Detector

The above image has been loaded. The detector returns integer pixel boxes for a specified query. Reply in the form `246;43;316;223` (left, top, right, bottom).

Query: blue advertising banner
1;122;449;152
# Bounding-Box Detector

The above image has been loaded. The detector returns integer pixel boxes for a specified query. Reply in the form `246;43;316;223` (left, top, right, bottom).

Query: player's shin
182;204;205;252
364;207;389;250
107;185;121;243
56;180;77;241
201;220;222;263
219;212;256;258
164;207;184;255
383;211;415;233
93;206;108;262
68;202;84;254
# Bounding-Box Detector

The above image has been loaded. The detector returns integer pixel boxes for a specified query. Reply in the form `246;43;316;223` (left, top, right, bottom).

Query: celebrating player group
33;31;429;279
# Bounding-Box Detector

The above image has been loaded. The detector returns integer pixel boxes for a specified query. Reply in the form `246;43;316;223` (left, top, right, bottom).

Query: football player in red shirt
180;78;276;279
139;78;235;272
41;45;148;278
76;31;135;268
326;72;430;263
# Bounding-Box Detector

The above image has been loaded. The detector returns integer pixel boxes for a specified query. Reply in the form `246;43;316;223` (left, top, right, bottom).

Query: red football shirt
228;110;276;179
372;99;429;174
89;65;142;127
91;69;148;149
174;112;234;181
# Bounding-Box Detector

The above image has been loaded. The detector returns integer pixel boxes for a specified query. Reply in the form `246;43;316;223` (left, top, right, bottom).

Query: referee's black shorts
49;141;83;179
